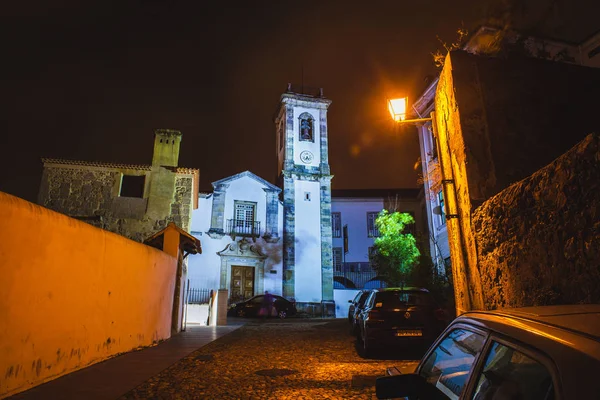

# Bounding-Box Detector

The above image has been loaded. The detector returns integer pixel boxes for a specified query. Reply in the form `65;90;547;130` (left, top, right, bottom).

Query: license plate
396;329;422;337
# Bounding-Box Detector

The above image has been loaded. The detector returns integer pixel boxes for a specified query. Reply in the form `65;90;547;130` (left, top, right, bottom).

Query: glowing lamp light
388;97;408;122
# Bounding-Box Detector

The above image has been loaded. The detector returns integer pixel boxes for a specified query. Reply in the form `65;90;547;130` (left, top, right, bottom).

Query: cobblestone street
120;319;423;400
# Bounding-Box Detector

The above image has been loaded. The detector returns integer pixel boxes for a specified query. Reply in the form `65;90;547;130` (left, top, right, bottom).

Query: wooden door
230;266;254;302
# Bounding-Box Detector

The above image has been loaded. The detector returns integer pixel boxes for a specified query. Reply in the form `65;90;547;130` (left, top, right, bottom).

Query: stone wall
38;164;194;242
435;52;485;314
473;133;600;308
448;50;600;202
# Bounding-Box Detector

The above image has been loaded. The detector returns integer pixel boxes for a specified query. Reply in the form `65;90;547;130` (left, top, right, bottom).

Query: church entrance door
230;266;254;303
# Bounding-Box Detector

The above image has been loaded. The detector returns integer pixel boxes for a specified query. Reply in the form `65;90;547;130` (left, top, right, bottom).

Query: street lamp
388;96;458;220
388;97;433;124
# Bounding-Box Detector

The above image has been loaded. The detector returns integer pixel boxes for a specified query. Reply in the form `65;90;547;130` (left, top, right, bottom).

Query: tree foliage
371;210;420;286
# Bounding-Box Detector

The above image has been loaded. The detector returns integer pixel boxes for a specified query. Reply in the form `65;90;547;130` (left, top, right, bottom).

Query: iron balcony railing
333;262;389;289
226;219;261;237
367;226;380;238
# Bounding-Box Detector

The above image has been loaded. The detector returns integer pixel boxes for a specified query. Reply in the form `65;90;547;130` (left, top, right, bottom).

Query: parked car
357;287;448;355
376;304;600;399
227;294;297;319
348;289;376;335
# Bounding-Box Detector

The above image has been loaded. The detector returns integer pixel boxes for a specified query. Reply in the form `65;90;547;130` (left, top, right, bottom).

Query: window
234;201;256;232
420;328;486;399
367;212;380;237
471;341;554;399
401;211;416;235
298;112;314;142
279;119;285;151
343;225;349;253
438;191;446;226
120;175;145;198
372;290;433;309
332;247;343;272
331;212;341;237
431;130;439;159
368;246;376;260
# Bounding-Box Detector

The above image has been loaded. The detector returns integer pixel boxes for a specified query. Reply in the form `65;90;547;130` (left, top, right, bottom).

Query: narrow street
121;318;421;400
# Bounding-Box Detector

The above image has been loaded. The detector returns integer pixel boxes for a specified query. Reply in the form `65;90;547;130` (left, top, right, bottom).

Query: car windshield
373;291;431;309
358;291;371;306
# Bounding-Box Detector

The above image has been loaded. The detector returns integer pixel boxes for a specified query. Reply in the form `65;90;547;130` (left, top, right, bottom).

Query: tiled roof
42;158;152;171
41;158;199;175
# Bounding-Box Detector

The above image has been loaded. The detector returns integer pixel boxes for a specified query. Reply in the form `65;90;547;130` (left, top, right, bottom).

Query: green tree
371;210;420;287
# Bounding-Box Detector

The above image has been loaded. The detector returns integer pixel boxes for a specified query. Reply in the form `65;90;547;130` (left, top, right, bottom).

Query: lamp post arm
396;117;433;124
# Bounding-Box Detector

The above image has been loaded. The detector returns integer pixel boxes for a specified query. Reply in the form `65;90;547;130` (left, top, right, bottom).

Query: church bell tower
275;84;334;316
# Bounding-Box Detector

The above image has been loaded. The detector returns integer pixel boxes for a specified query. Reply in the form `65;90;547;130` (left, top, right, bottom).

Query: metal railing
333;262;389;289
226;219;261;237
367;227;380;238
186;287;212;304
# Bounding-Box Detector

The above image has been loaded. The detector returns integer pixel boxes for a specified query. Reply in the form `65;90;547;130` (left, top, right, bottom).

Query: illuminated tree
371;210;420;287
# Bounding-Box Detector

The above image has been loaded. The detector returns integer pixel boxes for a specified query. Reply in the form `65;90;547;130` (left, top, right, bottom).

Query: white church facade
187;89;336;316
186;88;426;318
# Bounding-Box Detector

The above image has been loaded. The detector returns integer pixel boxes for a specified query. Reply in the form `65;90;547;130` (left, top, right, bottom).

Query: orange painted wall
0;192;177;398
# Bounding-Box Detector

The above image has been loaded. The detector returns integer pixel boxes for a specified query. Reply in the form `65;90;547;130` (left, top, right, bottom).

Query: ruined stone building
412;26;600;280
38;129;199;242
431;50;600;314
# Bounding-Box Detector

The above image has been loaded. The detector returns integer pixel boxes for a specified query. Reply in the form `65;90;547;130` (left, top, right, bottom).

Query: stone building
412;26;600;280
38;129;199;242
432;50;600;314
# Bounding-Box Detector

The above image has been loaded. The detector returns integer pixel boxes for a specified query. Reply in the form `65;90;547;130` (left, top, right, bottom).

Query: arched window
298;112;314;142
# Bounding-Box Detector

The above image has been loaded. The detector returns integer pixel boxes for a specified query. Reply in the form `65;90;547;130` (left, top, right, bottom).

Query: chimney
152;129;182;168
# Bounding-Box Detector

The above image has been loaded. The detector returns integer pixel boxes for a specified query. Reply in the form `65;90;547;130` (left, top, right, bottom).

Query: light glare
388;97;408;121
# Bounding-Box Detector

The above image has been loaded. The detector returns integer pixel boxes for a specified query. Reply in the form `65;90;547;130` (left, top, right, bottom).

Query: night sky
1;1;597;202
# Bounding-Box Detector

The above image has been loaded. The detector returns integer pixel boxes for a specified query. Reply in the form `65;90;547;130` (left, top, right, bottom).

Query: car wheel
236;309;245;317
278;310;287;319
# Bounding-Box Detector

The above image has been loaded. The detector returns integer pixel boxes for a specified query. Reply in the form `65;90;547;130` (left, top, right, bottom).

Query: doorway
230;266;255;303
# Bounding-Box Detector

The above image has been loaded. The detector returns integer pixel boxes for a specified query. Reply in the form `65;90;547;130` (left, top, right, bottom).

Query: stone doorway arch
217;237;267;301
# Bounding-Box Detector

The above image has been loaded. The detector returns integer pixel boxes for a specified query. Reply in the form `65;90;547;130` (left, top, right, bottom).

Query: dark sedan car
227;294;297;319
348;289;375;335
376;304;600;399
357;287;447;356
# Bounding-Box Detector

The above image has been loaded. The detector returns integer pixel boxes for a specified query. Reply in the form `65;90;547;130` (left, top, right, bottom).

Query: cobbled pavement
120;319;422;400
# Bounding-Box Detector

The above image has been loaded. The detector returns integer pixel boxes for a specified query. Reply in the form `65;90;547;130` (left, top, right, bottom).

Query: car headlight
230;304;236;308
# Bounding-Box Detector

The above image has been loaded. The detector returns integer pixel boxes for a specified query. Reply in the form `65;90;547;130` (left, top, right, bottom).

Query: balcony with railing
333;262;388;289
226;219;261;238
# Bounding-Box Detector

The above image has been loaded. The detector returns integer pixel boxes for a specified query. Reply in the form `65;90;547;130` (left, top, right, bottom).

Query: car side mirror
376;374;446;400
348;300;353;303
376;374;419;399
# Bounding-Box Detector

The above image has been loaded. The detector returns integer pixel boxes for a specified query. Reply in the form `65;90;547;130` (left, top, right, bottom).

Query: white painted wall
331;198;383;263
334;289;361;319
292;106;321;167
187;174;284;296
185;304;209;325
294;179;322;302
417;122;451;269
